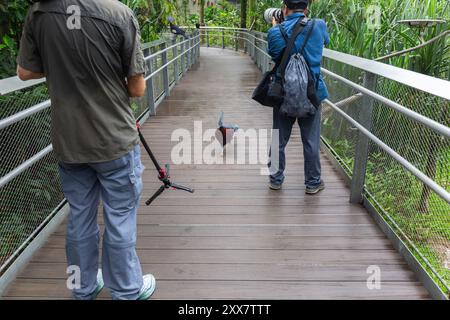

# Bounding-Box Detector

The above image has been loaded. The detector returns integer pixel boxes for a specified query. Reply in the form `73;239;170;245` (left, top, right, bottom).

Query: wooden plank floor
4;48;428;299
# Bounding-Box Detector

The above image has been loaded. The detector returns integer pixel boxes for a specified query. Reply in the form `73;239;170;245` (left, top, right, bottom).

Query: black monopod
136;123;194;205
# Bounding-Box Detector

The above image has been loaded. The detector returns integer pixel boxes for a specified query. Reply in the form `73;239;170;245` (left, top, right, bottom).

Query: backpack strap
272;25;289;67
276;17;309;79
300;19;316;54
278;24;289;43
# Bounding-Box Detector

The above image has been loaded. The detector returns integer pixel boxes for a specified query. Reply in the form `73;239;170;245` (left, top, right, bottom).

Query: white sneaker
92;269;104;299
137;274;156;300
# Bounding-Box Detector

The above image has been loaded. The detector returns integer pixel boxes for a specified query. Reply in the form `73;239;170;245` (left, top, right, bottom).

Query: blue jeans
269;106;322;187
58;144;144;300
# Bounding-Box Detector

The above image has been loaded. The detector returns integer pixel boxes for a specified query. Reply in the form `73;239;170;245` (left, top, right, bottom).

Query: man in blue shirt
267;0;330;194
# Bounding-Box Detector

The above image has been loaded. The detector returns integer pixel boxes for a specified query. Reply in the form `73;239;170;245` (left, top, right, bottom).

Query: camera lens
264;8;284;24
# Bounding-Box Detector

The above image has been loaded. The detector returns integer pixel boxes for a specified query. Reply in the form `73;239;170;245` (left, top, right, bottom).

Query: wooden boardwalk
4;48;428;299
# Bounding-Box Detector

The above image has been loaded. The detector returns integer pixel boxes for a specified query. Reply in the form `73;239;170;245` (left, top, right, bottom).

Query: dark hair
286;3;308;10
284;0;308;10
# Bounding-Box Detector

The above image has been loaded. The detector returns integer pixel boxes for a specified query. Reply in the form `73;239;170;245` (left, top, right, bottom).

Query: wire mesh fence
0;84;61;274
0;34;200;276
321;57;450;295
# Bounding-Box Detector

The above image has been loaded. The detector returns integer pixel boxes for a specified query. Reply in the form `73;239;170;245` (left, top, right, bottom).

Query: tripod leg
137;126;163;172
170;182;195;193
145;185;165;206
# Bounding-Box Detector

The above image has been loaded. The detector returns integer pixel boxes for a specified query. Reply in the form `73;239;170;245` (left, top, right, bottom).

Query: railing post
349;72;377;204
161;41;170;97
206;29;210;47
222;28;225;49
235;30;239;51
197;31;201;61
256;34;261;70
183;40;188;73
189;36;193;67
194;33;198;63
173;39;180;84
187;37;192;69
193;32;197;63
250;32;255;61
244;31;248;54
179;40;184;77
263;42;267;73
146;56;155;116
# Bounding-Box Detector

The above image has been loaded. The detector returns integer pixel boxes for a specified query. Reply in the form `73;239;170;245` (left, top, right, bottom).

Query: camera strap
277;17;314;80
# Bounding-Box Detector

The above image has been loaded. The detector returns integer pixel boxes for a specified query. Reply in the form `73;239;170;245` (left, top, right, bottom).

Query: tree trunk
248;0;256;29
200;0;205;25
240;0;247;29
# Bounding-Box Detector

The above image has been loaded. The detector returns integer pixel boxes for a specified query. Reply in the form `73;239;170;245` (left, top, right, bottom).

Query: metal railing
0;30;200;291
198;26;450;299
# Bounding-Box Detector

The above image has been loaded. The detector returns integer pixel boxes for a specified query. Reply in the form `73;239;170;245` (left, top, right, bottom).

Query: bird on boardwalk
215;112;239;148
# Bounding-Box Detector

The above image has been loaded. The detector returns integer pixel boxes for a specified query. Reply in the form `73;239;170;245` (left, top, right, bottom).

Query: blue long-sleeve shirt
267;13;330;102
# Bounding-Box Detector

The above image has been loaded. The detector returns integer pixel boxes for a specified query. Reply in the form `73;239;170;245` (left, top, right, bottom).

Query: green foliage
0;35;18;78
121;0;180;42
0;0;30;77
207;1;240;26
308;0;450;78
247;0;449;78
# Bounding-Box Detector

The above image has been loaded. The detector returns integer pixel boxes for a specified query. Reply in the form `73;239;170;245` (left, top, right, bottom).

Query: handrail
322;49;450;101
0;77;45;96
324;99;450;204
0;100;51;130
145;37;200;81
145;34;200;61
0;145;53;189
200;26;248;31
321;68;450;138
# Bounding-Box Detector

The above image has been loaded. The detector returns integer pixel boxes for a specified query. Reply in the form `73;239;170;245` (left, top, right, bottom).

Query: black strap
278;24;288;43
276;17;308;78
272;25;288;67
277;18;317;79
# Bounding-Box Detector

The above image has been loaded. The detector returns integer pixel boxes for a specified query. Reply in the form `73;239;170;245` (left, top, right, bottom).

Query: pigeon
215;112;239;147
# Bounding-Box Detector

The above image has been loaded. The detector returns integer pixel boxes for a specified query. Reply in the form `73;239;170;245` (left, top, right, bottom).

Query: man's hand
16;65;45;81
127;74;146;97
272;17;279;27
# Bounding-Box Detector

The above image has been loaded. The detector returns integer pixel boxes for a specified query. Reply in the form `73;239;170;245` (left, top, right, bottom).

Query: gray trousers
58;144;144;300
269;106;322;187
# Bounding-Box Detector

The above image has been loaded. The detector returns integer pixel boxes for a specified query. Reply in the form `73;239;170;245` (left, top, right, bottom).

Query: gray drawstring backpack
278;19;319;118
280;52;316;118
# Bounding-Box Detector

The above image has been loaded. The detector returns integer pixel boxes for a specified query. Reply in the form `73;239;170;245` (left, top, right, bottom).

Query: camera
264;8;284;24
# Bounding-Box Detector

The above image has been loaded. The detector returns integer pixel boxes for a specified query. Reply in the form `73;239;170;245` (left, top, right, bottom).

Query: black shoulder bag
252;17;308;107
